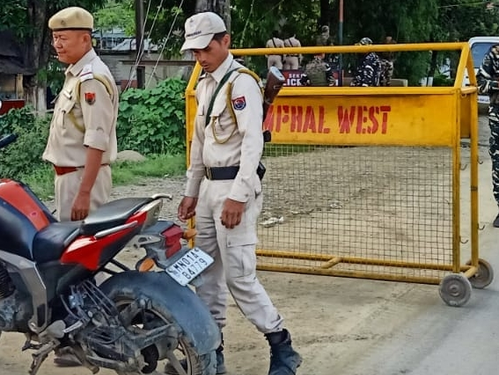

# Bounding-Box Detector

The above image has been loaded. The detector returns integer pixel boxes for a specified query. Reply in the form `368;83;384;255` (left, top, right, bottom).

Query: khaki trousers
54;165;112;221
267;55;283;70
195;179;284;334
283;56;300;70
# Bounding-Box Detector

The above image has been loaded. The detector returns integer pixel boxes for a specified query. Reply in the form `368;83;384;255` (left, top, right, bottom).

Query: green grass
19;153;187;201
112;153;186;185
21;166;55;200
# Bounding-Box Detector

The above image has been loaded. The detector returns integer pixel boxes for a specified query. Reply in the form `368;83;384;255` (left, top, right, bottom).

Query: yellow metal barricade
185;42;491;307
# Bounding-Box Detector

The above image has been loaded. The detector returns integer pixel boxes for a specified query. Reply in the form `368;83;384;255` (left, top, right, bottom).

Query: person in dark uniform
477;44;499;227
350;37;382;87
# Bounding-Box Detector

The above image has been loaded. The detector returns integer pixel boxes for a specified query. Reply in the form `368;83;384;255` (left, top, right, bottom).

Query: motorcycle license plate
165;248;214;286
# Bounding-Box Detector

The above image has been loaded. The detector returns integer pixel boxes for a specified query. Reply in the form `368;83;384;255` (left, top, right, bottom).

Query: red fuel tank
0;179;54;258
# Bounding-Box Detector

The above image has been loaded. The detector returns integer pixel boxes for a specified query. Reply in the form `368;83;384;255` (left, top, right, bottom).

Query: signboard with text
263;94;456;146
281;70;303;87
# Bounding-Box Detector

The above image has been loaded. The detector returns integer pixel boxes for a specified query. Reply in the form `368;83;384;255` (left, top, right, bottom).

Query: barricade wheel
439;274;472;307
466;258;494;289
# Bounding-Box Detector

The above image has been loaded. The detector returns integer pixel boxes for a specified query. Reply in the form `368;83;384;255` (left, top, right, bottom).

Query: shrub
117;77;187;155
0;77;188;181
0;107;50;179
432;74;454;87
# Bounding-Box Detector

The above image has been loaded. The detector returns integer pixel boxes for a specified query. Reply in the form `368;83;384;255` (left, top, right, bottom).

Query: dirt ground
0;117;497;375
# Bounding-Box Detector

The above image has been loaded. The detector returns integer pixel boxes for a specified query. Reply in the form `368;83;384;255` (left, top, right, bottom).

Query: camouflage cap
358;37;373;46
49;7;94;31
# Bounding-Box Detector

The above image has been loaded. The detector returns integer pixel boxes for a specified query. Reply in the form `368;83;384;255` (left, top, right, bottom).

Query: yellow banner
263;94;457;146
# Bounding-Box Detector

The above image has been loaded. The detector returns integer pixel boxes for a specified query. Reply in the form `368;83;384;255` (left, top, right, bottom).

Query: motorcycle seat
32;221;82;263
80;197;154;236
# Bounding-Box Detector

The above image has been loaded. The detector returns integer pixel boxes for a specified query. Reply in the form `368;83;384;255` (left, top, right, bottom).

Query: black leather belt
205;166;239;180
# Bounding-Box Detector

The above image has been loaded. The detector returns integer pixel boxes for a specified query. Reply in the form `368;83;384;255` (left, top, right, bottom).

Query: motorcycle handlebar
0;134;17;150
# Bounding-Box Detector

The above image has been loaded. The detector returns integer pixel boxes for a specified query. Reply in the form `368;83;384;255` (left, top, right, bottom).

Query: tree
428;0;499;77
195;0;230;30
0;0;107;111
94;0;135;36
318;0;332;31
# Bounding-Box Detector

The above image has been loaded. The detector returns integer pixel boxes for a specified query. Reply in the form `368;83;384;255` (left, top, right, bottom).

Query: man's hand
178;196;198;222
220;198;245;229
71;191;91;221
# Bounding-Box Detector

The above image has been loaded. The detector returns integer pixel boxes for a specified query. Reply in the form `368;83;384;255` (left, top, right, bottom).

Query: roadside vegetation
0;78;187;200
2;0;499;198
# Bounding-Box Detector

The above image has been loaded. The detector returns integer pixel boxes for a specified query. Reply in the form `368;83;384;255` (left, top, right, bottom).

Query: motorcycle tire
100;272;217;375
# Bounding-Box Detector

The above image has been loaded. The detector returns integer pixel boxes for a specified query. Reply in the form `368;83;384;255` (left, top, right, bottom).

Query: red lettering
368;106;379;134
291;106;303;132
275;105;284;133
303;106;317;133
338;106;356;134
318;106;329;133
282;105;290;124
380;106;391;134
264;105;275;132
338;105;391;135
268;104;390;136
356;106;365;134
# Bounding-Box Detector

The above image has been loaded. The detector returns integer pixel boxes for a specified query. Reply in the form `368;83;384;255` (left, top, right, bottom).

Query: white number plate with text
165;248;214;286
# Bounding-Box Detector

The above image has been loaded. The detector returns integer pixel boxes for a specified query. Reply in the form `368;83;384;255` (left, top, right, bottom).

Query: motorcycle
0;133;220;375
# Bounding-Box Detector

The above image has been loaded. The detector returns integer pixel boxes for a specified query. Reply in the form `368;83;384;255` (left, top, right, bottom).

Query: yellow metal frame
184;42;479;285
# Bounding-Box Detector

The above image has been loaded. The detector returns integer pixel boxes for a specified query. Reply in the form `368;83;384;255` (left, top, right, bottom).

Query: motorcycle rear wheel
101;275;216;375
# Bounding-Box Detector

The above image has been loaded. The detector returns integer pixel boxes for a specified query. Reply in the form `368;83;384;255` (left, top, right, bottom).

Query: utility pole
338;0;344;86
135;0;145;88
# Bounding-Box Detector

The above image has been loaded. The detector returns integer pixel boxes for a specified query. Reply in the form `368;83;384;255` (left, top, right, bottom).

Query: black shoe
493;213;499;228
265;329;302;375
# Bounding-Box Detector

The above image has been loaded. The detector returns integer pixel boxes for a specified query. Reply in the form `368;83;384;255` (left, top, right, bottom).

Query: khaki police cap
181;12;227;52
49;7;94;31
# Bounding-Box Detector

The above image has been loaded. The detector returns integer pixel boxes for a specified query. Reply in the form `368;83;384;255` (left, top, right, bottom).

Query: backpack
305;60;328;86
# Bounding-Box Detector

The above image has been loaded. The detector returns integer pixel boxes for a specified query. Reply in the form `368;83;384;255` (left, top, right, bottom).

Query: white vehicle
465;36;499;106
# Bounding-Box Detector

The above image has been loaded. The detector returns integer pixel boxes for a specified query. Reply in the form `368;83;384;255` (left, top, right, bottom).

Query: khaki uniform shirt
185;54;264;203
284;36;302;62
43;49;118;167
266;37;284;49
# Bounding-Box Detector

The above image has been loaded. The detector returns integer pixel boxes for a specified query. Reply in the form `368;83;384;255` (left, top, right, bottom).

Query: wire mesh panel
257;145;455;282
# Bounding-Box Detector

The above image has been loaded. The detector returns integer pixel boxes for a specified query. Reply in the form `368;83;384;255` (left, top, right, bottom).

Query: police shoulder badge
232;96;246;110
84;92;96;105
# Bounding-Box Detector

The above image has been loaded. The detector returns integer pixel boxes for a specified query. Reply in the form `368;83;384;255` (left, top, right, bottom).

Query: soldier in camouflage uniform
477;45;499;227
316;25;335;64
350;37;381;87
300;53;335;86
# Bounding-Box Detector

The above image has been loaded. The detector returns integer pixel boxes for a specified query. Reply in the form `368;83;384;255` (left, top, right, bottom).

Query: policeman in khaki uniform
43;6;118;223
265;30;285;70
283;32;302;70
170;11;301;375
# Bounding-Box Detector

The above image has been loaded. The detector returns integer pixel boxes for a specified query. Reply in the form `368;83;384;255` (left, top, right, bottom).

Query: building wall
0;74;17;99
98;52;194;90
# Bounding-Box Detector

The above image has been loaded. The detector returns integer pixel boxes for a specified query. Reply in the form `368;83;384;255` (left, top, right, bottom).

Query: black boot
265;329;302;375
493;213;499;228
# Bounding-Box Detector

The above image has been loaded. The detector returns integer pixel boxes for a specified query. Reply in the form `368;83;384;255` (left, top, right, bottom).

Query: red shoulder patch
84;92;96;105
232;96;246;110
